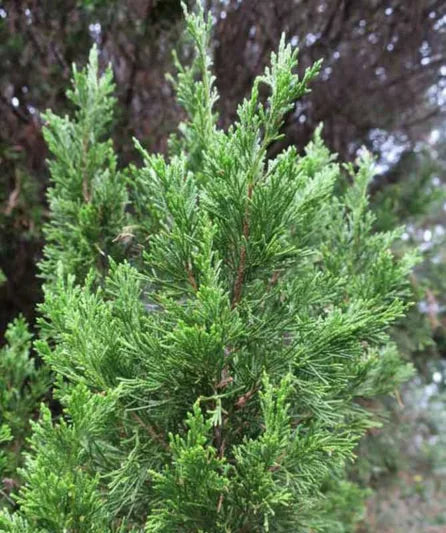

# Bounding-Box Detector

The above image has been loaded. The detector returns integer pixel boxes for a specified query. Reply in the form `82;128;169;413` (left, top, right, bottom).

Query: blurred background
0;1;445;530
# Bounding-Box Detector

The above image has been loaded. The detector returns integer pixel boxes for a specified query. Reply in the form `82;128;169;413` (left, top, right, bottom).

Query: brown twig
81;137;91;203
217;492;224;513
131;412;168;451
214;182;255;458
0;488;16;507
232;182;253;308
186;262;198;291
235;387;257;410
4;173;21;216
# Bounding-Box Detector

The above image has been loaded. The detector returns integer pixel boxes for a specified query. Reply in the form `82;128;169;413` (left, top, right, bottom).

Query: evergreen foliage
0;318;48;510
1;4;416;531
0;46;130;512
40;45;128;285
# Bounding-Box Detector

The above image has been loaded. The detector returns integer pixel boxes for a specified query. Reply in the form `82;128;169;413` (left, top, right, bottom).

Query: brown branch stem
232;182;254;308
186;262;198;291
131;412;168;451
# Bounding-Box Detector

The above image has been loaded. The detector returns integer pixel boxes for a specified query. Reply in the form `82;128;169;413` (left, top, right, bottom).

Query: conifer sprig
40;46;127;285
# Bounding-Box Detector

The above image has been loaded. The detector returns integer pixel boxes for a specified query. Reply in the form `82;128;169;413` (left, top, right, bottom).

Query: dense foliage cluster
0;5;417;531
0;318;48;511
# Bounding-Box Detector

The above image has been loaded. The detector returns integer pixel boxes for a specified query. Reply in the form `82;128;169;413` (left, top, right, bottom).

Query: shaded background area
1;1;446;530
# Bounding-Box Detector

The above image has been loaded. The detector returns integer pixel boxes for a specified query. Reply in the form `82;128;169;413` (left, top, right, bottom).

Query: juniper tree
0;45;128;511
1;4;416;532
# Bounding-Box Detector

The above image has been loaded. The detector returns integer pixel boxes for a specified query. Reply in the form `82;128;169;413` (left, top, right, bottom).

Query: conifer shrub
0;4;416;531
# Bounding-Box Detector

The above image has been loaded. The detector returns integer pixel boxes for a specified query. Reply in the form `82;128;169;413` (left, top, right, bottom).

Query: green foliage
372;150;445;233
0;44;130;514
1;4;416;532
14;387;117;532
0;317;49;509
146;402;228;532
348;143;446;512
40;45;128;285
167;2;218;173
